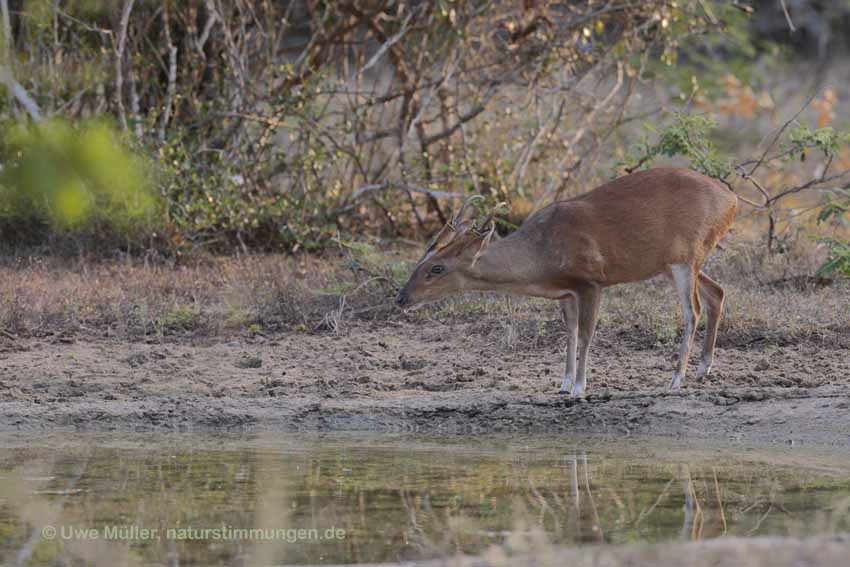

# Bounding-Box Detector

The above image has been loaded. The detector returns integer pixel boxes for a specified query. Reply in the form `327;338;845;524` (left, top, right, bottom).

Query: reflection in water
0;434;849;566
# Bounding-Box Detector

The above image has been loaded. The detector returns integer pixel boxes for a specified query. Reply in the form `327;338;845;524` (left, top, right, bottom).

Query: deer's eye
429;265;445;276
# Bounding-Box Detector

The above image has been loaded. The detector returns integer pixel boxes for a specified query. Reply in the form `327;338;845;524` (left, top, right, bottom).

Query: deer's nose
395;290;409;307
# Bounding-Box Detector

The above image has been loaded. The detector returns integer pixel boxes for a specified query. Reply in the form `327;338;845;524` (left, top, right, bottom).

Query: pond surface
1;434;849;566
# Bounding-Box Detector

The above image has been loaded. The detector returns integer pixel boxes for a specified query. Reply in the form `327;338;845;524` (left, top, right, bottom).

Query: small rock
755;359;770;371
236;356;263;369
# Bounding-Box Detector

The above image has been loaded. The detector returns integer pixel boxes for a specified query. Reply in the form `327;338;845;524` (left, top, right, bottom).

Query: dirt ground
1;319;849;443
397;535;850;567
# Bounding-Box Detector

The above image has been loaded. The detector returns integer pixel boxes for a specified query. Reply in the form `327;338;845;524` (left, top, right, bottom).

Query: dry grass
0;254;350;339
0;235;847;347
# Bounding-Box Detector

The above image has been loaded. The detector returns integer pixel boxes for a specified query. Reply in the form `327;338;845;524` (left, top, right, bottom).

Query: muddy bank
0;386;848;444
400;535;850;567
1;321;849;442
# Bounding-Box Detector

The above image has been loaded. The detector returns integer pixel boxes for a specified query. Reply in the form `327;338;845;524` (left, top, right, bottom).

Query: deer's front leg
572;284;602;397
559;294;579;394
670;264;700;390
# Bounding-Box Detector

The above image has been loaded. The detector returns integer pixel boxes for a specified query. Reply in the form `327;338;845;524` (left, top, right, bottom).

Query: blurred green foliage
0;119;158;247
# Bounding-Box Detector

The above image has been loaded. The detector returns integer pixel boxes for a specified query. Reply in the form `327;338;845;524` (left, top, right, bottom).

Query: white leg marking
570;379;585;397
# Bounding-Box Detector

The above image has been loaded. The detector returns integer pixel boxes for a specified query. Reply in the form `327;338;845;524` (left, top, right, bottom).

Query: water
1;434;849;566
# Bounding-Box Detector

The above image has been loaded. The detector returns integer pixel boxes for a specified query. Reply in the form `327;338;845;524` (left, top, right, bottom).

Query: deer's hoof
570;383;585;397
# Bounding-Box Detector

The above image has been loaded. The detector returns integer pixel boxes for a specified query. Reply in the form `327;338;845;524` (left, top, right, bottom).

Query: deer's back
520;168;737;285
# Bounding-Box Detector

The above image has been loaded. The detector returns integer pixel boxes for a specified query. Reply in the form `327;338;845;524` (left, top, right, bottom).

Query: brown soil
460;535;850;567
1;321;849;443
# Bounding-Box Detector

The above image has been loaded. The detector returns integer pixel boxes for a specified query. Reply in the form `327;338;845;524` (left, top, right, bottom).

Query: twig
347;181;466;203
421;98;490;147
113;0;136;132
769;167;850;204
0;66;43;121
196;5;218;56
128;57;143;139
159;1;178;143
512;98;565;197
52;5;113;35
355;8;416;78
0;0;11;63
733;165;770;208
779;0;796;32
745;89;819;177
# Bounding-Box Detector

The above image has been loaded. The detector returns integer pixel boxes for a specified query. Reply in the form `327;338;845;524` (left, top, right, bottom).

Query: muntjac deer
396;168;737;396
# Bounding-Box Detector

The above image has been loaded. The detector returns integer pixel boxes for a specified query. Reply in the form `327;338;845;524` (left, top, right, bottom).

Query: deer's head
395;197;502;308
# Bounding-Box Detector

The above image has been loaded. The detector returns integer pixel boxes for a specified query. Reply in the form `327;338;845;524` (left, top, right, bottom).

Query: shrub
0;119;159;250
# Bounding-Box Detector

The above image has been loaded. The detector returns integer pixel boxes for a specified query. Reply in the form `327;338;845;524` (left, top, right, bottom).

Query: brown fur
397;168;738;395
506;167;737;288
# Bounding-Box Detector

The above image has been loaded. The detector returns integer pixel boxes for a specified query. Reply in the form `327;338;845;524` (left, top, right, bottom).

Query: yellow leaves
813;88;838;128
716;74;774;118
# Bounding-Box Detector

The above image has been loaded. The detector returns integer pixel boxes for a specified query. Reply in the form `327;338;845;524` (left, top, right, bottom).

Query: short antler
470;202;508;267
451;195;484;228
473;201;508;235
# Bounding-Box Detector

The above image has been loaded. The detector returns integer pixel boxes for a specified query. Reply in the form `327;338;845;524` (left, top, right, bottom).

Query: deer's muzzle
395;289;410;307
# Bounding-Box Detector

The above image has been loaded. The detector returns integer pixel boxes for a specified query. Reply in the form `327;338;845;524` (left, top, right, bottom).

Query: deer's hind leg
558;294;579;394
696;271;725;378
670;264;701;390
572;285;602;397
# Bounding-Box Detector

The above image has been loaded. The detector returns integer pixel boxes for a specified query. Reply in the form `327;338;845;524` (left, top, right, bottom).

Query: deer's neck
464;235;541;294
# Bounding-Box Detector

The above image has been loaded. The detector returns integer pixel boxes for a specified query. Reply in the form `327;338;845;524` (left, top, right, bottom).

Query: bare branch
779;0;796;32
356;9;416;78
769;167;850;205
744;89;819;177
347;182;466;205
0;66;43;121
113;0;136;132
421;98;491;147
512;98;565;196
196;5;218;56
159;1;178;142
0;0;11;63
